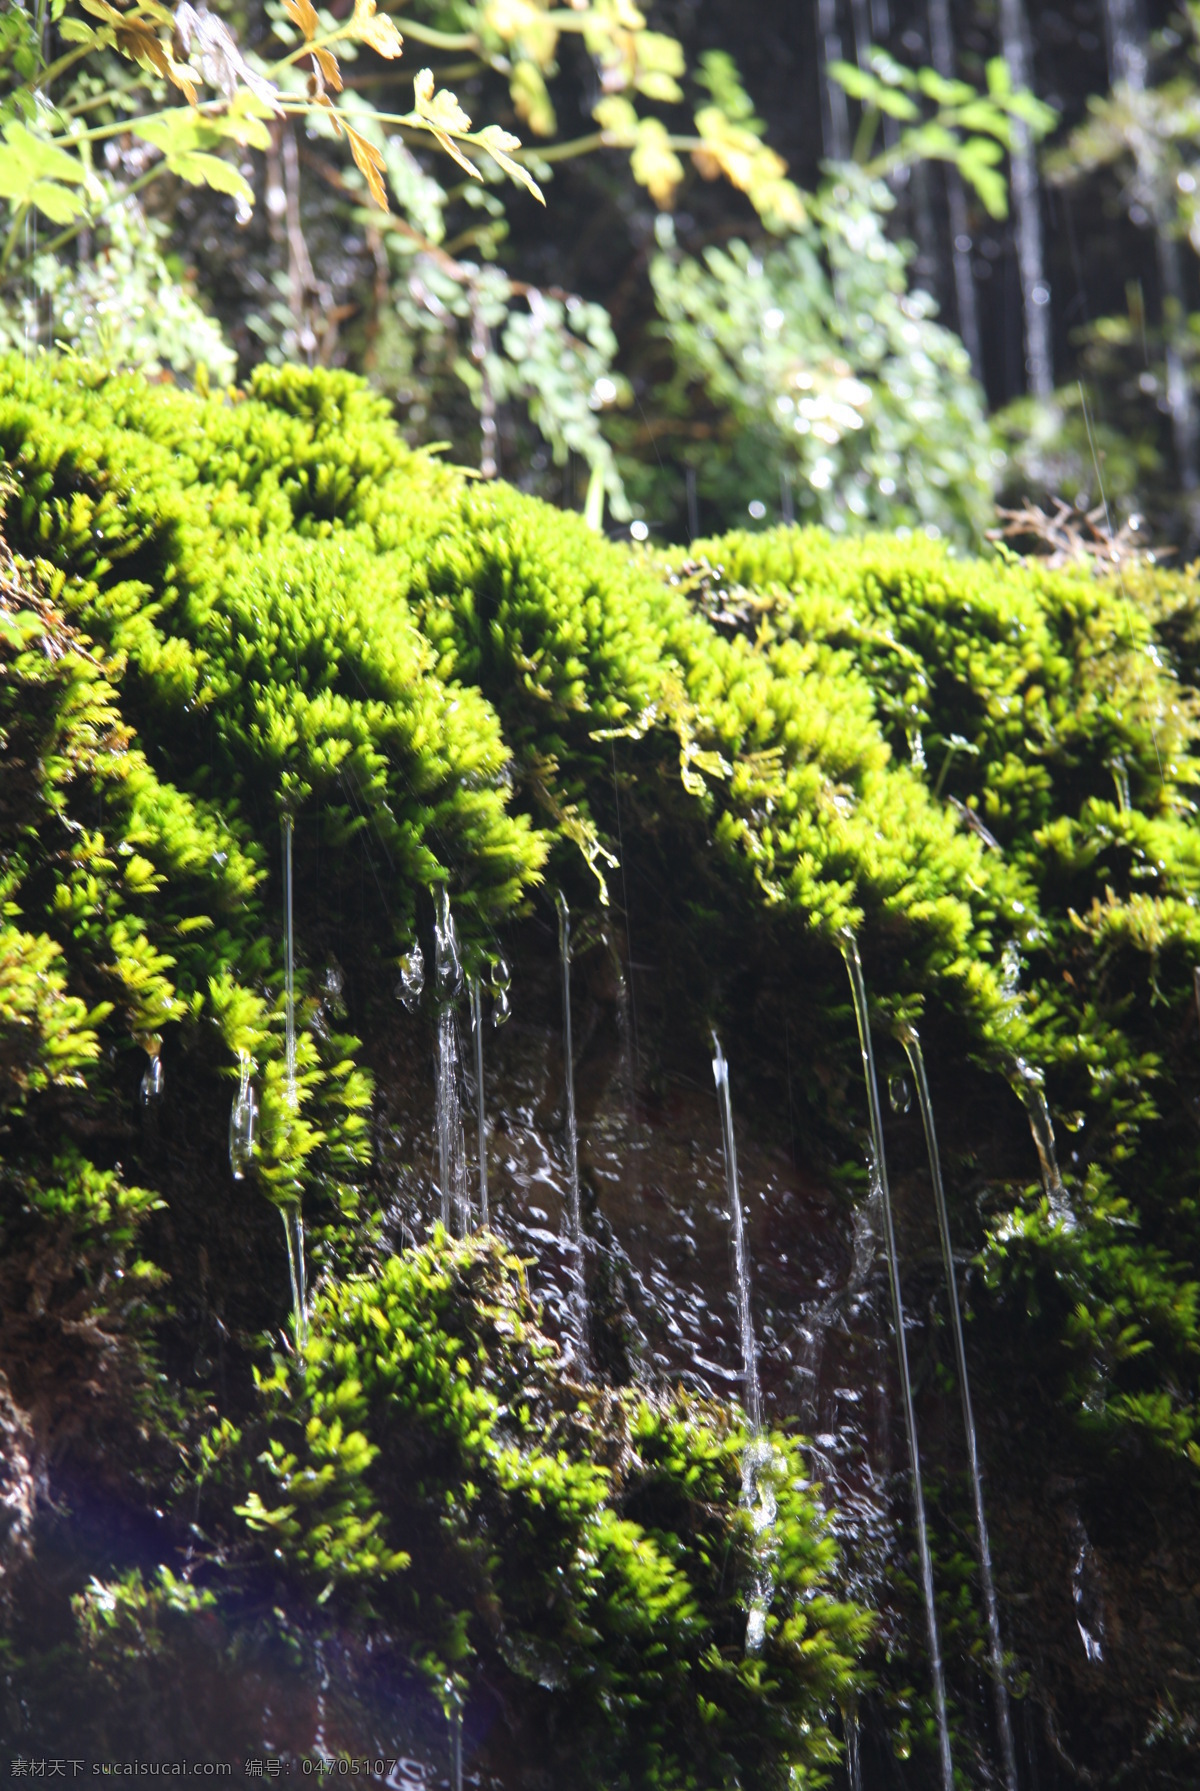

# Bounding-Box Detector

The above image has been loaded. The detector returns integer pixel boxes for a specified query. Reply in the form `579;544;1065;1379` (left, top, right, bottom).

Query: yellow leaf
314;91;343;134
511;59;556;136
476;123;544;203
413;72;472;134
284;0;320;40
313;44;343;91
167;62;199;105
631;116;682;207
432;128;481;181
593;94;637;142
346;122;388;208
352;0;403;58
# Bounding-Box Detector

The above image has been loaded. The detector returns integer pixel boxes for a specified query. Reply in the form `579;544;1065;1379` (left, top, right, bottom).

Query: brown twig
987;497;1170;569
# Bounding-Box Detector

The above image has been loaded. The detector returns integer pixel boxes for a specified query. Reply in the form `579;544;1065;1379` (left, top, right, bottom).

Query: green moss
223;1233;867;1788
2;352;1200;1775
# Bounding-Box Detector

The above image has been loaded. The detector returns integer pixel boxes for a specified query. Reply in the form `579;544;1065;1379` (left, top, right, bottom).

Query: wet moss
1;355;1198;1780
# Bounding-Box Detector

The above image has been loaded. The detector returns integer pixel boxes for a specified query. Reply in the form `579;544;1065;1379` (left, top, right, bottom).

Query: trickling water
1103;0;1148;91
902;1027;1019;1791
712;1033;775;1653
998;0;1054;397
450;1700;463;1791
840;934;954;1791
396;939;426;1010
140;1044;164;1105
927;0;984;376
283;1203;308;1352
435;889;470;1237
280;814;307;1348
1100;0;1199;500
1072;1522;1107;1665
282;815;297;1113
556;893;590;1372
470;979;489;1230
1012;1057;1075;1227
490;953;512;1028
845;1708;863;1791
817;0;850;160
229;1049;258;1179
712;1034;762;1433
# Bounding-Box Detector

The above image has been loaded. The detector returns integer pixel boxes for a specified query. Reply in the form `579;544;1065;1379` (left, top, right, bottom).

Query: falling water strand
229;1049;258;1179
450;1696;463;1791
1101;0;1199;498
998;0;1054;396
902;1026;1019;1791
470;978;489;1229
927;0;984;376
712;1035;762;1431
845;1709;863;1791
556;893;590;1374
283;1203;308;1351
140;1041;165;1106
282;815;297;1112
840;934;953;1791
712;1033;774;1653
395;938;425;1009
434;888;470;1237
1012;1056;1074;1228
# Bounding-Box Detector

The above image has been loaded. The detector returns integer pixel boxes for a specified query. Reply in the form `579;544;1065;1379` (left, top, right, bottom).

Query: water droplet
491;986;511;1027
395;939;425;1010
888;1071;911;1115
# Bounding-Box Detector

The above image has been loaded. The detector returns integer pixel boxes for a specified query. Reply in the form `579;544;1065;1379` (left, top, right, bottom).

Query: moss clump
1;353;1199;1777
214;1233;866;1787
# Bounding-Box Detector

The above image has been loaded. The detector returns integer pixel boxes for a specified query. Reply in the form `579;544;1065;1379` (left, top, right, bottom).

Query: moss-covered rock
0;353;1198;1783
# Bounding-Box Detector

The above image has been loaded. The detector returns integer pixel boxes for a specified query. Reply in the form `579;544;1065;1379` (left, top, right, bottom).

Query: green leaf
26;178;88;222
58;18;101;43
0;120;89;189
986;55;1014;97
916;67;975;107
171;152;253;201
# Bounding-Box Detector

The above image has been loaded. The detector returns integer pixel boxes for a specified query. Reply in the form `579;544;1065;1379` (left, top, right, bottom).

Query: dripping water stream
282;814;307;1350
712;1033;775;1653
471;978;489;1230
435;887;470;1236
841;935;953;1791
557;894;590;1373
902;1026;1019;1791
1013;1056;1073;1228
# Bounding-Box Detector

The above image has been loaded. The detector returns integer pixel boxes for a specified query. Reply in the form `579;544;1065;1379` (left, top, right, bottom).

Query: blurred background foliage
3;0;1200;550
